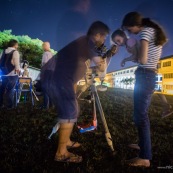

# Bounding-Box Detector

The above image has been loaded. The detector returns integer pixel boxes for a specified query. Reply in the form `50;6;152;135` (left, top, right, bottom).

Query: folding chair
15;77;34;107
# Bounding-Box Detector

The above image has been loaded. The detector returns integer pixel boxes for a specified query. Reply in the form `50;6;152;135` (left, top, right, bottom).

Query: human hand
15;69;21;75
102;45;118;59
110;44;118;56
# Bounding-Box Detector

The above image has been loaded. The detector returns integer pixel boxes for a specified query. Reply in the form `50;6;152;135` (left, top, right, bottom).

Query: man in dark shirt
41;21;116;162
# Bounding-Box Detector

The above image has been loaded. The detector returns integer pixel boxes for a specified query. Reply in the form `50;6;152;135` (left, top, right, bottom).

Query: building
156;55;173;95
77;55;173;95
105;65;137;89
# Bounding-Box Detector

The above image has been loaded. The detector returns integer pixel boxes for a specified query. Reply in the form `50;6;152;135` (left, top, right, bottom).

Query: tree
129;77;135;88
0;30;57;68
121;77;135;89
0;30;15;50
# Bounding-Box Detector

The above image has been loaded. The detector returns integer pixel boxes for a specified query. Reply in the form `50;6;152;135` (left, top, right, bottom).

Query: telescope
77;67;115;153
95;44;118;59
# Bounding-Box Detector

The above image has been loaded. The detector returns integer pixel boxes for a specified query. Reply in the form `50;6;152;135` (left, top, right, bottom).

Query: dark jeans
133;67;156;160
0;75;18;108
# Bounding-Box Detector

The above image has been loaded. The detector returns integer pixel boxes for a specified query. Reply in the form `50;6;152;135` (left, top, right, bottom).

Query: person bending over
41;21;117;163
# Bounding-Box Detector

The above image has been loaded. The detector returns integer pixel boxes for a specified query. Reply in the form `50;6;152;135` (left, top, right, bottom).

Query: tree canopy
0;30;56;68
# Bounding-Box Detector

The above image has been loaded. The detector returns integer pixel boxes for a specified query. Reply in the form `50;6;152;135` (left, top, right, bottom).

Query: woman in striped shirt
121;11;167;167
111;29;172;118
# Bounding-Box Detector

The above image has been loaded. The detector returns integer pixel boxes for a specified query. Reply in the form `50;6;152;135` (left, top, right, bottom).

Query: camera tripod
77;68;115;152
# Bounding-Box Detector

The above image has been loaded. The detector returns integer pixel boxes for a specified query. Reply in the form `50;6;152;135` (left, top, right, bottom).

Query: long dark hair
122;11;167;46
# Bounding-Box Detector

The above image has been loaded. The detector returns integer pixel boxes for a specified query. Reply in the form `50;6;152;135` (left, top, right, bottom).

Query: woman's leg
127;70;156;167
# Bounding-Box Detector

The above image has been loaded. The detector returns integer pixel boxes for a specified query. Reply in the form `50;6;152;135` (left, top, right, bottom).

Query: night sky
0;0;173;72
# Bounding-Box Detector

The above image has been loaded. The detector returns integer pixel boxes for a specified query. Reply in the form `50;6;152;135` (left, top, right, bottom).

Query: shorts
48;82;78;122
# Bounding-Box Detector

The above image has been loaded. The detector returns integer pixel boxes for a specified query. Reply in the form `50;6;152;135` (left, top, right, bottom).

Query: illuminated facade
77;55;173;95
104;65;137;89
104;55;173;94
156;55;173;95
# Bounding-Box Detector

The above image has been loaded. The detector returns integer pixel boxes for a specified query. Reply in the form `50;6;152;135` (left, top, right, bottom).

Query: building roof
160;55;173;60
107;65;138;74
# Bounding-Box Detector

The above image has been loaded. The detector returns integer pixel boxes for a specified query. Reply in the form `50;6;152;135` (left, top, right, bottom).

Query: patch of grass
0;88;173;173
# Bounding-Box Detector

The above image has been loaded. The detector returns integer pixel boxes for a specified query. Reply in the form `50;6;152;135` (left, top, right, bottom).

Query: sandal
54;153;82;163
128;144;140;150
125;157;150;167
67;141;81;149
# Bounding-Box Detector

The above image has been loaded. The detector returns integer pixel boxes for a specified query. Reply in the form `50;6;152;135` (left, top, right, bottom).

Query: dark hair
87;21;110;36
22;60;29;69
122;11;167;46
111;29;127;41
8;39;18;47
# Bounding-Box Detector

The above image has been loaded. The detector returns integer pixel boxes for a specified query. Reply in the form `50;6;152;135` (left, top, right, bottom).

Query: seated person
21;60;29;77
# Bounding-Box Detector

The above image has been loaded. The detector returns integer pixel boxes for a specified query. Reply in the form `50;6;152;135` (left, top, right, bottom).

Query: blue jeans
0;75;18;108
133;67;156;160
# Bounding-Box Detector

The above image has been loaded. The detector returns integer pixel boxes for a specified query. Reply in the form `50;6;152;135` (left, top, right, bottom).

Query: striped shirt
139;27;162;69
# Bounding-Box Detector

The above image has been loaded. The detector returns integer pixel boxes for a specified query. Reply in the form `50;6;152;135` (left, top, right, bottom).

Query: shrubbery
0;30;56;68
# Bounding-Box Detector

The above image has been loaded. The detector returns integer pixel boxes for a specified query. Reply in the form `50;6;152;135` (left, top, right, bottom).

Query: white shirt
41;51;53;66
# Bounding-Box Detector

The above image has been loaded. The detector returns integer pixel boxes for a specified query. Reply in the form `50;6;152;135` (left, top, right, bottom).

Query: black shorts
48;82;78;122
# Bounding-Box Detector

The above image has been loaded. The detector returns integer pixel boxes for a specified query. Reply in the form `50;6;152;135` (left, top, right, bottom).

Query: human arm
137;27;154;65
121;54;138;67
121;38;139;67
102;44;118;59
138;39;149;64
92;56;107;72
13;50;20;75
127;39;149;65
92;44;117;71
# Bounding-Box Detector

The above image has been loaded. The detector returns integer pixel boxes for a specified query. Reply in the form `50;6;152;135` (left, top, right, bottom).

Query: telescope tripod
77;72;115;152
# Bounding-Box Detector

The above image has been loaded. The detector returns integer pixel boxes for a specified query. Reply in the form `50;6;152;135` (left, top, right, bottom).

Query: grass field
0;88;173;173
